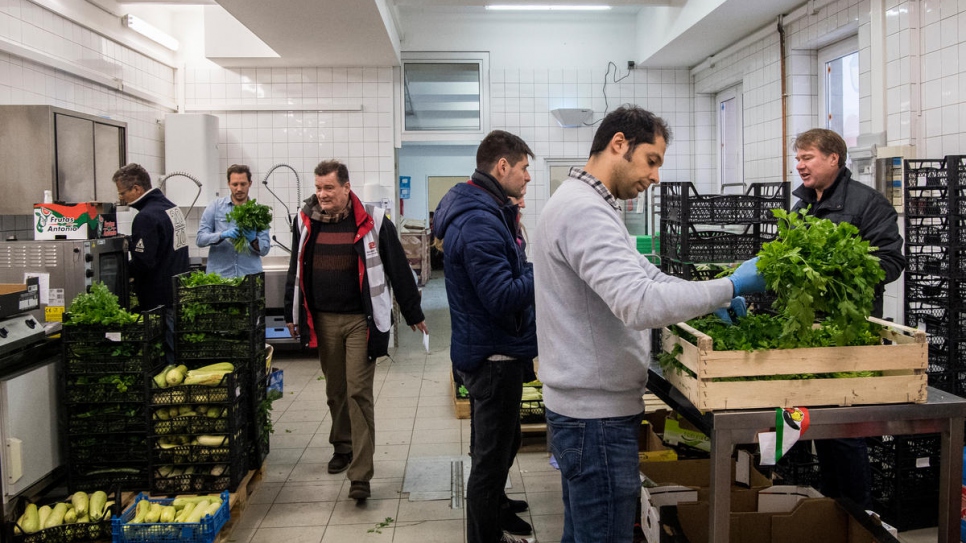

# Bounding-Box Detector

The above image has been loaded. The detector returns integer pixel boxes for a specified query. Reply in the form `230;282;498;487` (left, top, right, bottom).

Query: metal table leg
709;428;734;543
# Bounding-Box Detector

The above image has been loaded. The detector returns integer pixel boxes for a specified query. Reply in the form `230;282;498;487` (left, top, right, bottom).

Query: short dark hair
112;163;152;191
227;164;252;183
314;160;350;185
793;129;847;168
476;130;534;173
589;106;672;160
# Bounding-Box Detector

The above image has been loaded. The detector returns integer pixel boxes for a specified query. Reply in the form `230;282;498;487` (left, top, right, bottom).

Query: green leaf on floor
367;517;394;533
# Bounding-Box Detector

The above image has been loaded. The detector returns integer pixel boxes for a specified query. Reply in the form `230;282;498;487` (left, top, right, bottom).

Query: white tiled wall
0;0;173;175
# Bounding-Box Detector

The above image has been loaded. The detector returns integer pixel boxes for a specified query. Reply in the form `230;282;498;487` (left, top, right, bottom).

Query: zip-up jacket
129;188;189;310
793;167;906;317
283;192;424;360
432;170;537;373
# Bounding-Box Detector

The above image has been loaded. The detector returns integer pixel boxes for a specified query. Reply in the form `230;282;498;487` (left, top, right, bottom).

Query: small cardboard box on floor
669;486;902;543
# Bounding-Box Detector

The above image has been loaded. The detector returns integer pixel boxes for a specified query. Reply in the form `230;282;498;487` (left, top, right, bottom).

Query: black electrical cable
584;61;632;126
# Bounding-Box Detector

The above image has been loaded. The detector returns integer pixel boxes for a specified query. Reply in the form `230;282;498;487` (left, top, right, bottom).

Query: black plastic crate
904;274;955;304
67;403;148;435
904;222;953;246
905;194;952;218
67;434;148;464
5;492;120;543
660;222;776;263
771;441;821;488
174;271;265;305
905;251;955;276
660;258;730;281
149;451;247;494
904;158;949;189
64;344;165;375
65;377;149;405
659;182;789;225
175;327;266;363
68;463;149;493
926;368;966;395
150;427;246;465
150;369;248;405
62;307;164;345
867;434;942;532
151;397;247;437
175;301;266;333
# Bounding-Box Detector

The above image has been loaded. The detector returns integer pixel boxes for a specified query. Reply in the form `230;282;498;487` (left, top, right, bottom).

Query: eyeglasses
117;186;138;200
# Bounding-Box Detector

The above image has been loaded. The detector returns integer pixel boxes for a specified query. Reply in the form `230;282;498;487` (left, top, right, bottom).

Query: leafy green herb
368;517;394;534
179;271;245;288
225;199;272;253
757;208;885;347
66;282;139;326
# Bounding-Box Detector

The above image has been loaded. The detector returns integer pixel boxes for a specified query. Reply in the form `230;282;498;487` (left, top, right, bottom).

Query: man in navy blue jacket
433;131;537;543
113;163;189;362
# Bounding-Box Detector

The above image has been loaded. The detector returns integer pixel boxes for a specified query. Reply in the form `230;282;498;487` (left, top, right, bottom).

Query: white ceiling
125;0;807;68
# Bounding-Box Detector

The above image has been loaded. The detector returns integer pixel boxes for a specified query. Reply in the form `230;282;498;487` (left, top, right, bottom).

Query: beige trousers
314;312;374;482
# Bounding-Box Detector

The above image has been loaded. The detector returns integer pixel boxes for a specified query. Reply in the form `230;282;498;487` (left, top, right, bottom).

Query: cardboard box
640;456;771;543
33;202;117;240
663;411;711;453
660;318;927;411
639;421;678;463
0;276;40;319
672;486;902;543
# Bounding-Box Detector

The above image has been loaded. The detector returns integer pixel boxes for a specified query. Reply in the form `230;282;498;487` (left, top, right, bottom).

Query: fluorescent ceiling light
486;5;612;11
123;14;179;51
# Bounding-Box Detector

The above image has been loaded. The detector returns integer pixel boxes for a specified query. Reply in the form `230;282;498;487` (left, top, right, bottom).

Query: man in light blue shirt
196;164;271;277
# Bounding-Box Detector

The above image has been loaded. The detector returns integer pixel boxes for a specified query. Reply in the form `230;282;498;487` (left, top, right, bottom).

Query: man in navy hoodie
433;130;537;543
113;163;189;361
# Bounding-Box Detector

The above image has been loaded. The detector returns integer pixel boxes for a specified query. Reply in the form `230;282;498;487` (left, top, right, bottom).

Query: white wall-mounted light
123;14;179;51
486;5;612;11
551;108;593;128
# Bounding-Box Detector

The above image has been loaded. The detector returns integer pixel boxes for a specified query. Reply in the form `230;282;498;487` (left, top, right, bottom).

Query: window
717;86;743;193
819;37;860;148
400;52;489;142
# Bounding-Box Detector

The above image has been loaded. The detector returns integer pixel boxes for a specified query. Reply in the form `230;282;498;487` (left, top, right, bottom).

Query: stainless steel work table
646;368;966;543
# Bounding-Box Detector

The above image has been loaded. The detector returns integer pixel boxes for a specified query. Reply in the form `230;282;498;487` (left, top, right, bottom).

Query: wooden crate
660;316;928;411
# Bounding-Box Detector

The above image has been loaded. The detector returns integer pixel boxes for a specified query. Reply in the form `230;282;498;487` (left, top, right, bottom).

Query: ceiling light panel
485;5;612;11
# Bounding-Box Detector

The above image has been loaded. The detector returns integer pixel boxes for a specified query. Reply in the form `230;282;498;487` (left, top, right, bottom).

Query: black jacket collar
470;169;509;206
792;167;850;212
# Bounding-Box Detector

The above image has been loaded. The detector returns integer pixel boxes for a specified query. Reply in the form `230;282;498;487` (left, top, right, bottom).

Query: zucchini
37;505;52;529
130;500;150;524
159;505;176;523
45;502;68;528
88;490;108;521
185;500;209;523
20;504;40;534
71;491;89;517
174;502;195;523
64;507;77;524
196;435;228;447
144;503;162;523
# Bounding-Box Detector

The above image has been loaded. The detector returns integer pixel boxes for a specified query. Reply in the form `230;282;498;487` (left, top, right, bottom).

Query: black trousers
458;360;525;543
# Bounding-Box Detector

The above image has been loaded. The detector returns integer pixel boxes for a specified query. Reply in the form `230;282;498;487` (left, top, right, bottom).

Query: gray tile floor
225;271;938;543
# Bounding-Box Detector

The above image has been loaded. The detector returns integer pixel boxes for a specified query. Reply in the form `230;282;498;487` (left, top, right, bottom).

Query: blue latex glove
221;226;240;240
242;228;257;242
713;296;747;325
728;257;766;296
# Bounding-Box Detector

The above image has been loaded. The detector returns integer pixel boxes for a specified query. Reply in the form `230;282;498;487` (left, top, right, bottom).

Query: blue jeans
547;409;643;543
458;360;525;543
815;438;872;509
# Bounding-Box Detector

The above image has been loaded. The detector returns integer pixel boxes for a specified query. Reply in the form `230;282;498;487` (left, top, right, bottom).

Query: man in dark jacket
284;160;427;503
113;163;189;363
791;128;906;509
433;130;537;543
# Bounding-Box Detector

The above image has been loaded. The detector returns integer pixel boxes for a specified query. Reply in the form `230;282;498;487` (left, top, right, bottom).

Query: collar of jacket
470;169;509;205
130;187;162;211
298;191;374;240
793;167;851;212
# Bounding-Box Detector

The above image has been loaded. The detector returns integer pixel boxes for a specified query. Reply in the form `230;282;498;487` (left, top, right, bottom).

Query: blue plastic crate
111;490;229;543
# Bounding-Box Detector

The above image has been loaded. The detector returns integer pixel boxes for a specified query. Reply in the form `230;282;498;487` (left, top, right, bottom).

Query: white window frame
716;85;743;193
398;51;490;144
818;36;859;134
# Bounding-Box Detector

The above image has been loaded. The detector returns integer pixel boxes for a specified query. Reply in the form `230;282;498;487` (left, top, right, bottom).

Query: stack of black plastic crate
146;272;267;493
61;307;164;492
658;181;788;310
873;156;966;532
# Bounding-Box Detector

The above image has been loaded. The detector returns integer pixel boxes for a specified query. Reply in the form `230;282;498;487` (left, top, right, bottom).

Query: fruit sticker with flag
757;407;810;465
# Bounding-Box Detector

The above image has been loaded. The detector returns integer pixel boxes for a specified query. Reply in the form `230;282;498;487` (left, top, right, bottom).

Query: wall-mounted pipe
159;171;202;221
261;163;301;226
778;15;788;184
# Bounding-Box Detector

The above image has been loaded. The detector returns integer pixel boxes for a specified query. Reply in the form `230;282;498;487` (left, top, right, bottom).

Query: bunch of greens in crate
224;199;272;253
179;271;244;288
66;282;139;326
757;208;885;347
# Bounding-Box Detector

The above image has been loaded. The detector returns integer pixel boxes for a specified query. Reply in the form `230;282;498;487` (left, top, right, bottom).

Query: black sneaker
501;510;533;536
327;452;352;474
348;480;370;501
503;495;529;514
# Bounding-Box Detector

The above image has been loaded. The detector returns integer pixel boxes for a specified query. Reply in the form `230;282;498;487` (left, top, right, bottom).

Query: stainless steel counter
646;368;966;543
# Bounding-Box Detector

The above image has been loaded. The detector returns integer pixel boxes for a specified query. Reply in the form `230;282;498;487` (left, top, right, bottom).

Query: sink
263;256;290;310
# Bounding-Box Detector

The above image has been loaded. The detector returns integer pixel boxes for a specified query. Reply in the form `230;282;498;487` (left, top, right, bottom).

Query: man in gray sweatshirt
532;106;764;543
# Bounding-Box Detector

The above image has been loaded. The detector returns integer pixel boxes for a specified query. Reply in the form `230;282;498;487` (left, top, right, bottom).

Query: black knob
24;319;35;329
85;253;93;262
85;269;94;278
0;328;7;338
